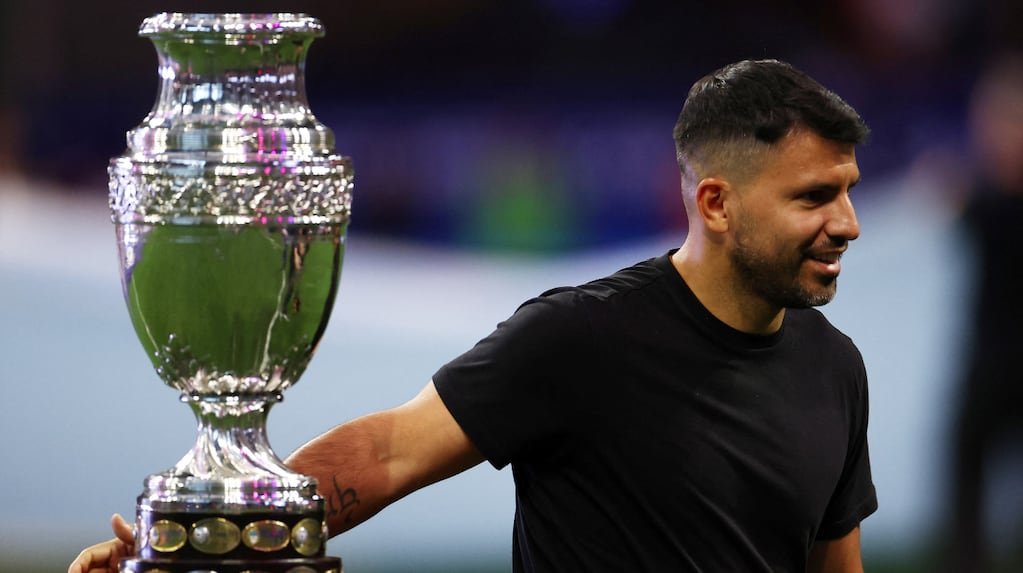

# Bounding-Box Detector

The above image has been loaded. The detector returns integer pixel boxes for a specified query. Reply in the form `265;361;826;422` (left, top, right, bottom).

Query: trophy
108;13;350;573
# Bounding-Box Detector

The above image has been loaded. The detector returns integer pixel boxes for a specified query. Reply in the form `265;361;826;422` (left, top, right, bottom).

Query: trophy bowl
108;13;350;573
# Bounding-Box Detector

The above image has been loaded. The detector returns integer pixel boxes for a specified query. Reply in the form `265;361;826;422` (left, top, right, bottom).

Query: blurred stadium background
1;0;1021;571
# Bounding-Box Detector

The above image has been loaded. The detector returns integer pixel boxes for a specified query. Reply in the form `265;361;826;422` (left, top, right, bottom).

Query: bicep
807;526;864;573
387;380;486;496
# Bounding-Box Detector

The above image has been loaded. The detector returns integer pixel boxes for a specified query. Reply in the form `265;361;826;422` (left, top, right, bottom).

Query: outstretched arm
68;380;483;572
286;379;486;536
807;526;864;573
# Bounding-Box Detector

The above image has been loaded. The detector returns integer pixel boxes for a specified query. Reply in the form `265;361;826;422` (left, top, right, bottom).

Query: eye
796;186;846;205
798;189;825;203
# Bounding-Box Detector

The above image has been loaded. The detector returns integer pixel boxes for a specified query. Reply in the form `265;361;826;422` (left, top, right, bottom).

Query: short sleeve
816;351;878;539
433;291;592;469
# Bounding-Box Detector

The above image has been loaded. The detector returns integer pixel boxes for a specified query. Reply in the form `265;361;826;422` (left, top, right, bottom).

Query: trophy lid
109;12;353;224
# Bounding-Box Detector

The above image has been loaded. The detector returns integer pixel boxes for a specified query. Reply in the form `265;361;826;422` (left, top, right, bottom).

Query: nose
827;192;860;242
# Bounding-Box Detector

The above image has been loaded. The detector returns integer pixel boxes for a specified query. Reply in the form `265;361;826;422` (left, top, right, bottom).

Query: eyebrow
800;176;861;193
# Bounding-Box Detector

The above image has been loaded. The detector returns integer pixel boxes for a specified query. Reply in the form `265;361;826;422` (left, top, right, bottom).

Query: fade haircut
672;59;869;194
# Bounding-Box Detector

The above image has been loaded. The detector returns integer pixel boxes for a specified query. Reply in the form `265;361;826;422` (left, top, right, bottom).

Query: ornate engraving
109;158;353;223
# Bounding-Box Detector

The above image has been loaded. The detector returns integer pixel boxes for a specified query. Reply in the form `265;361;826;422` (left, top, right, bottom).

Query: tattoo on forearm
326;475;361;524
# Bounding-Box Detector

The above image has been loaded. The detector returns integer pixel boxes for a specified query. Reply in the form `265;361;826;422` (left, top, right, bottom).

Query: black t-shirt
434;251;877;572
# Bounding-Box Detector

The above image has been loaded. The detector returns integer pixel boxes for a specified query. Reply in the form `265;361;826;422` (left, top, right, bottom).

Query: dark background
2;0;1019;252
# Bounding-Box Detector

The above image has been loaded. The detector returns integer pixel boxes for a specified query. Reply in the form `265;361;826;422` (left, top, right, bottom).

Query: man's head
672;60;868;315
673;59;869;199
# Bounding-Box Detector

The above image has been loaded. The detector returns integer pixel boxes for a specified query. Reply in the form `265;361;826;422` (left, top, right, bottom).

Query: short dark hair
673;59;869;186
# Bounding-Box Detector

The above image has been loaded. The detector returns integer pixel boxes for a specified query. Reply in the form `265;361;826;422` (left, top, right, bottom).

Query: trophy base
125;505;339;573
120;556;342;573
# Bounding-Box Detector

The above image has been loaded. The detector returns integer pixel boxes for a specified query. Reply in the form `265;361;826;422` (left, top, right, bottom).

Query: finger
111;513;135;545
68;540;119;573
67;549;87;573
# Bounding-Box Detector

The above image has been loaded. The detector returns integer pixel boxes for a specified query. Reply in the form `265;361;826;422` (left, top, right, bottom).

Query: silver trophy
108;13;350;573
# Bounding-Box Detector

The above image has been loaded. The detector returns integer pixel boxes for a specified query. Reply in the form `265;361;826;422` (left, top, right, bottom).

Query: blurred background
1;0;1022;571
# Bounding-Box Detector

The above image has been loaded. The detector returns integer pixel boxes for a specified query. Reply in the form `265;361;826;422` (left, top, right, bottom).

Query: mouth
806;251;843;275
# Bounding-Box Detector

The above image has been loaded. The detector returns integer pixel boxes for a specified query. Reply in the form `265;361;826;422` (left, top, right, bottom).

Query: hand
68;514;136;573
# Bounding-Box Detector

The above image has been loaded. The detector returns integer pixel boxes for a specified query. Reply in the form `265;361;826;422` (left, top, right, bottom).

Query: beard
731;225;839;309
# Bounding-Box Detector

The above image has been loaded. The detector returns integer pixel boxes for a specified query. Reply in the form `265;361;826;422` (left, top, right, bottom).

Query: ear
695;177;731;233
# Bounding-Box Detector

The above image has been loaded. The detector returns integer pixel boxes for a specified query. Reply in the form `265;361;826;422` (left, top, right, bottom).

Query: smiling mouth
807;252;843;274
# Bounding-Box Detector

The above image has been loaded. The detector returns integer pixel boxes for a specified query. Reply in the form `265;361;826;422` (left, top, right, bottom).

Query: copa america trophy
108;13;350;573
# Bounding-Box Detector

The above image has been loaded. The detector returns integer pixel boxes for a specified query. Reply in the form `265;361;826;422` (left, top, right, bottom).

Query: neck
671;244;785;335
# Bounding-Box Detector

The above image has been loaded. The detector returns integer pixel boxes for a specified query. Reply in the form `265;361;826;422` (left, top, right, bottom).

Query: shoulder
532;254;676;312
786;308;865;369
486;254;676;352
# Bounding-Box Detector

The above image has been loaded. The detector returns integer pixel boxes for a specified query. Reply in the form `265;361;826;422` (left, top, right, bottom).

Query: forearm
284;381;485;537
286;411;403;536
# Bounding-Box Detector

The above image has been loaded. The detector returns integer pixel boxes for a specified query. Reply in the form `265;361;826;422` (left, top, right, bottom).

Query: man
71;58;877;572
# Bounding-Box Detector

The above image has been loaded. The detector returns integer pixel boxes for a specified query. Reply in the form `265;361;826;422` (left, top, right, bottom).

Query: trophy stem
176;393;297;482
137;393;319;510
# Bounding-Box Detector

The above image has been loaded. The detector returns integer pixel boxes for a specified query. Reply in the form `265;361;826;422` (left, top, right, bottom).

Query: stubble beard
731;231;838;309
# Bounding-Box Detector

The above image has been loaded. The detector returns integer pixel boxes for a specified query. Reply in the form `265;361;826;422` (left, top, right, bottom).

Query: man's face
728;129;861;309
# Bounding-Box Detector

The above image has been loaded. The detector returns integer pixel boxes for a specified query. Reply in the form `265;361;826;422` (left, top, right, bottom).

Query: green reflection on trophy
109;13;349;573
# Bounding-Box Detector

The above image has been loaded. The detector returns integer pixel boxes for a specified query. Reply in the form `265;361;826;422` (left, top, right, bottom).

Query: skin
69;514;134;573
673;127;861;334
69;128;865;573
